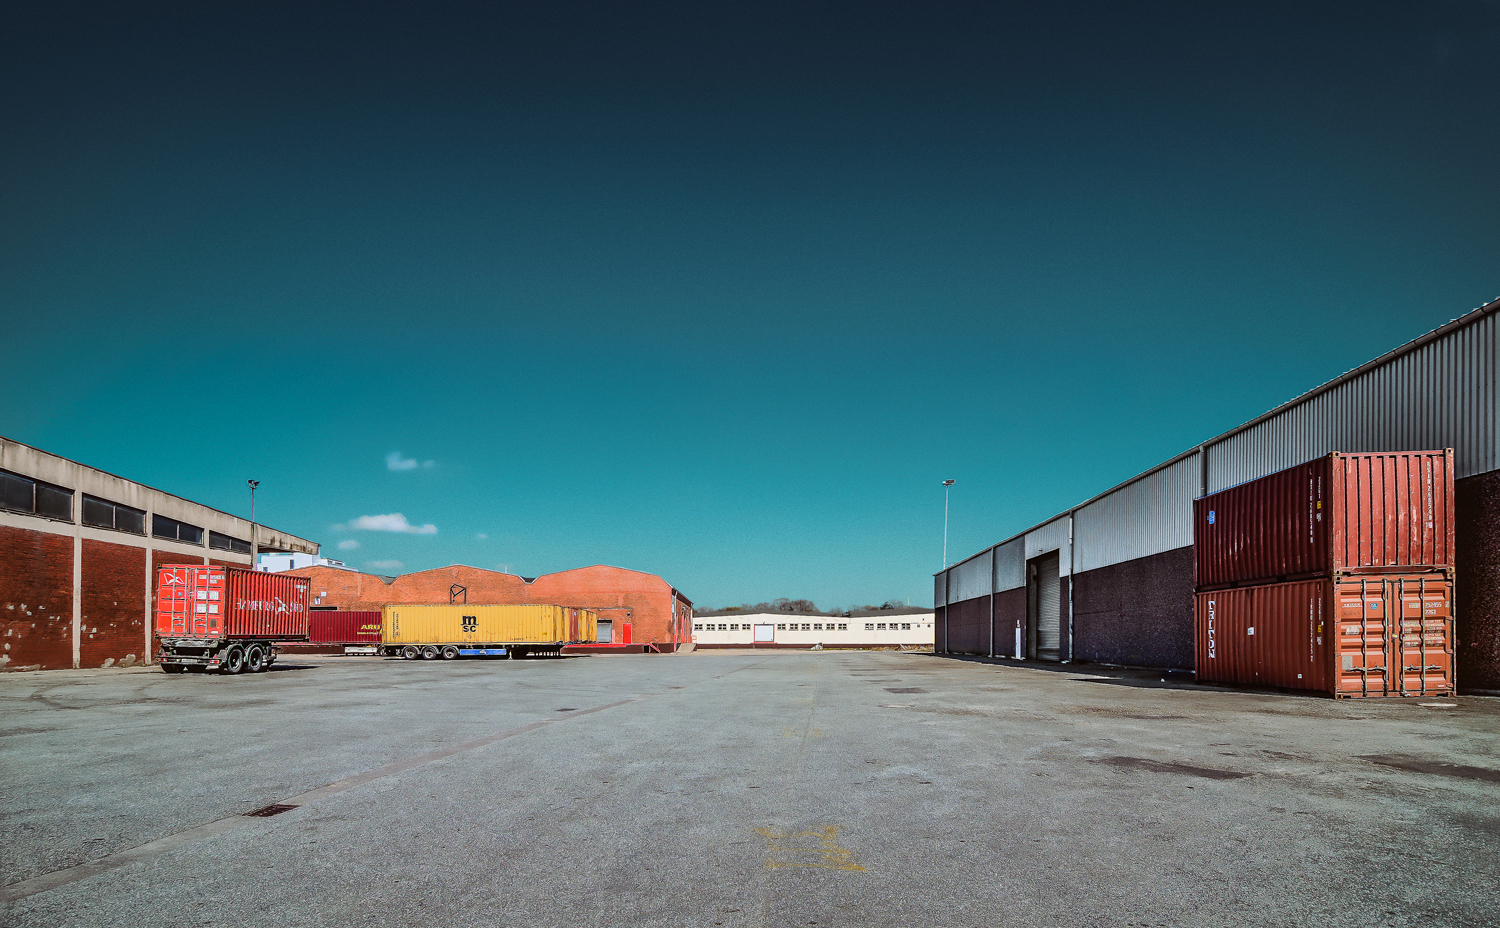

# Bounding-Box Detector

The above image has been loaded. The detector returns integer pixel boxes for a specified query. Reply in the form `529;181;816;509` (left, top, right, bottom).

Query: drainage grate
244;803;299;817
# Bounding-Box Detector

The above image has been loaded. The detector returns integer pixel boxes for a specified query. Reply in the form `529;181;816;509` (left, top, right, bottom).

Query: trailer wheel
401;646;420;660
421;646;440;660
441;646;459;660
245;646;266;673
221;646;246;675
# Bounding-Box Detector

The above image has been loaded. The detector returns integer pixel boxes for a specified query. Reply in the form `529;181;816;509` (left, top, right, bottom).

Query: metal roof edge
0;434;318;550
933;294;1500;579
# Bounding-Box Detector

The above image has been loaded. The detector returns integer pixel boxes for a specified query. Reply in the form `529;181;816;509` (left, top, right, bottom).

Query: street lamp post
248;480;259;569
942;479;955;569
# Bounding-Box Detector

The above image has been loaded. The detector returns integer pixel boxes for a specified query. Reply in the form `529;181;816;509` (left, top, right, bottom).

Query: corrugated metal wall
1074;454;1198;573
934;572;948;607
938;299;1498;595
1209;310;1496;491
950;553;991;602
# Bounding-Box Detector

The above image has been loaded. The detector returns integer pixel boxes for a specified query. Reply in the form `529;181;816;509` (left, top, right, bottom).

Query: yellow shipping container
380;604;598;660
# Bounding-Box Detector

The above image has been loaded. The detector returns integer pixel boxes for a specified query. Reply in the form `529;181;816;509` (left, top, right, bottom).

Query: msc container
1194;574;1454;698
381;604;598;660
308;610;383;647
1194;450;1454;589
155;565;310;674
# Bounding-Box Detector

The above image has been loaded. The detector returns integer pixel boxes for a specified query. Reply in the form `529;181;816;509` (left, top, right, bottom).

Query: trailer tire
441;646;459;660
421;646;440;660
402;646;420;660
222;646;246;675
245;646;266;673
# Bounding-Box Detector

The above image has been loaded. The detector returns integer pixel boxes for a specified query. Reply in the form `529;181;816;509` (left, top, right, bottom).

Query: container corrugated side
308;611;382;645
155;565;310;641
224;569;311;639
1195;574;1454;697
1194;450;1454;588
382;604;569;646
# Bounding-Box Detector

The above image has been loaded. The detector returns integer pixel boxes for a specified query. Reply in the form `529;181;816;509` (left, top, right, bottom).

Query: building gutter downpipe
1066;511;1075;663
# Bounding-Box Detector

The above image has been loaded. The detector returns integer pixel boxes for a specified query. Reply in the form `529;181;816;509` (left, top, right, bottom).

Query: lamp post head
942;479;955;488
248;480;260;491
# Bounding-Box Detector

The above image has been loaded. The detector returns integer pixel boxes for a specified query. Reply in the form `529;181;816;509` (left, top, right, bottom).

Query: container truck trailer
381;604;597;660
155;565;311;674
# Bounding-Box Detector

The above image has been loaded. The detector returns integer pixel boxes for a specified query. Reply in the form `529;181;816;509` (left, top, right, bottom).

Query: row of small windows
1;469;248;551
693;622;917;632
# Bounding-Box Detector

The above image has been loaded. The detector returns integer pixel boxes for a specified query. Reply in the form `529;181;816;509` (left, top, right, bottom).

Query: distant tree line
699;598;911;616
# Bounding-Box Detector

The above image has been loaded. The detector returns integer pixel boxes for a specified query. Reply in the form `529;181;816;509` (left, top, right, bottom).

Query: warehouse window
718;624;727;631
838;623;847;631
801;623;811;631
776;623;786;630
152;515;203;545
813;623;823;631
81;495;146;534
864;623;874;631
901;623;911;631
877;623;887;630
209;531;252;554
0;470;74;522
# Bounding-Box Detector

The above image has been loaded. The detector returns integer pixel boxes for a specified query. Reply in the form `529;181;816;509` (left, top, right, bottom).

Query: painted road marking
755;826;866;871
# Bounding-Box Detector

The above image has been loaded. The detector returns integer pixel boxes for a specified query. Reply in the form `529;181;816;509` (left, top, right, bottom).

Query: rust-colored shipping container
307;610;382;646
156;565;311;640
1194;450;1454;589
1194;574;1454;697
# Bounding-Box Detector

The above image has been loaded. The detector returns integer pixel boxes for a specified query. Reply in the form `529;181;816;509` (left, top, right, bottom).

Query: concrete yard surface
1;651;1497;928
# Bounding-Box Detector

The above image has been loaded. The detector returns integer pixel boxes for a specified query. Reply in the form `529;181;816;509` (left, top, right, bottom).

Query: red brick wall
293;564;689;647
1;524;75;670
80;539;147;668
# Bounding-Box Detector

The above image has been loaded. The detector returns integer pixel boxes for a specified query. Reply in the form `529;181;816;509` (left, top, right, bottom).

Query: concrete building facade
290;563;693;649
935;295;1500;691
0;437;319;670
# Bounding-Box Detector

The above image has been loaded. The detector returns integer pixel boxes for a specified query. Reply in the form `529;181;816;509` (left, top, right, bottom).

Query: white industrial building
691;611;936;649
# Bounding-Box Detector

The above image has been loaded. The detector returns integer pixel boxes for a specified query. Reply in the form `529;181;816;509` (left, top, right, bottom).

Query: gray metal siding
934;573;948;607
941;299;1497;582
950;553;991;602
1074;454;1198;573
1209;308;1496;491
994;539;1026;592
1024;518;1072;576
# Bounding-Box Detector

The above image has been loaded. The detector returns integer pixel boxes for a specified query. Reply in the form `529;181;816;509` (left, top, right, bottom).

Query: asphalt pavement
1;650;1496;928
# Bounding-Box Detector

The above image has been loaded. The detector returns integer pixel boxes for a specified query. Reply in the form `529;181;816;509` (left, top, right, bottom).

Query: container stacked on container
1193;451;1455;698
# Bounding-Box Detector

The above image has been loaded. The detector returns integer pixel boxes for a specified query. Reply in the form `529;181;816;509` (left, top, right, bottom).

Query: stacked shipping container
1192;451;1455;697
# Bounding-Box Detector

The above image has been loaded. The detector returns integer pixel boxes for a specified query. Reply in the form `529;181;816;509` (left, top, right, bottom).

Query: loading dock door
754;624;775;643
597;621;613;643
1028;551;1061;661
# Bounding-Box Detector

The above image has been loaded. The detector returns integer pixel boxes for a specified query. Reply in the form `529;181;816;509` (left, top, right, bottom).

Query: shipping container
1194;450;1454;589
1194;574;1454;697
307;610;383;648
381;604;598;660
155;565;310;674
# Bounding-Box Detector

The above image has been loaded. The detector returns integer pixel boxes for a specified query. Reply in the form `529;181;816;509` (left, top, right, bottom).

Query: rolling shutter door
1034;552;1061;661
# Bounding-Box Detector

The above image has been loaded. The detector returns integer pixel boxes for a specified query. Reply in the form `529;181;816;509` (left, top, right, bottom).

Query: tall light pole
248;480;260;569
942;479;955;569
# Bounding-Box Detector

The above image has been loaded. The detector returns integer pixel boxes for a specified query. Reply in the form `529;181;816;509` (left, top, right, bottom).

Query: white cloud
330;523;346;532
476;533;488;540
386;452;434;471
366;560;404;571
350;513;438;535
337;539;360;550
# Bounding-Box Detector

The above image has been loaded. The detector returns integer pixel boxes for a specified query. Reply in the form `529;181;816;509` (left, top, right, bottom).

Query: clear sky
3;2;1497;609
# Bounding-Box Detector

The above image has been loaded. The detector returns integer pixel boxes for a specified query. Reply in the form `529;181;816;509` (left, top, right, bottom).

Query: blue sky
3;2;1497;609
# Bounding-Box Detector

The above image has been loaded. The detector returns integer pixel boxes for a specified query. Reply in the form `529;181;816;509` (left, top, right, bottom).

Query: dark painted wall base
1071;546;1196;670
1457;470;1500;691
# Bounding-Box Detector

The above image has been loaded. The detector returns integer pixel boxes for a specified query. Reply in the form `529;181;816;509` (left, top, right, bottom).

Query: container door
569;610;580;642
1334;578;1392;697
1028;552;1061;661
1392;577;1455;697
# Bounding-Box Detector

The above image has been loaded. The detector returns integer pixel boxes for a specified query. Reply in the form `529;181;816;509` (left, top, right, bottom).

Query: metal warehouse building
934;296;1500;691
0;437;320;670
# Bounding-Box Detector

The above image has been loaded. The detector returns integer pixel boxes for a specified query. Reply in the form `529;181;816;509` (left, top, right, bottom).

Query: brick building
1;437;319;670
291;563;693;648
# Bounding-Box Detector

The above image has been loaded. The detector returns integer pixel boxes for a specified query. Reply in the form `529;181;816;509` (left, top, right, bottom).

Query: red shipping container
1194;450;1454;589
307;611;382;646
155;565;311;641
1195;574;1454;698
